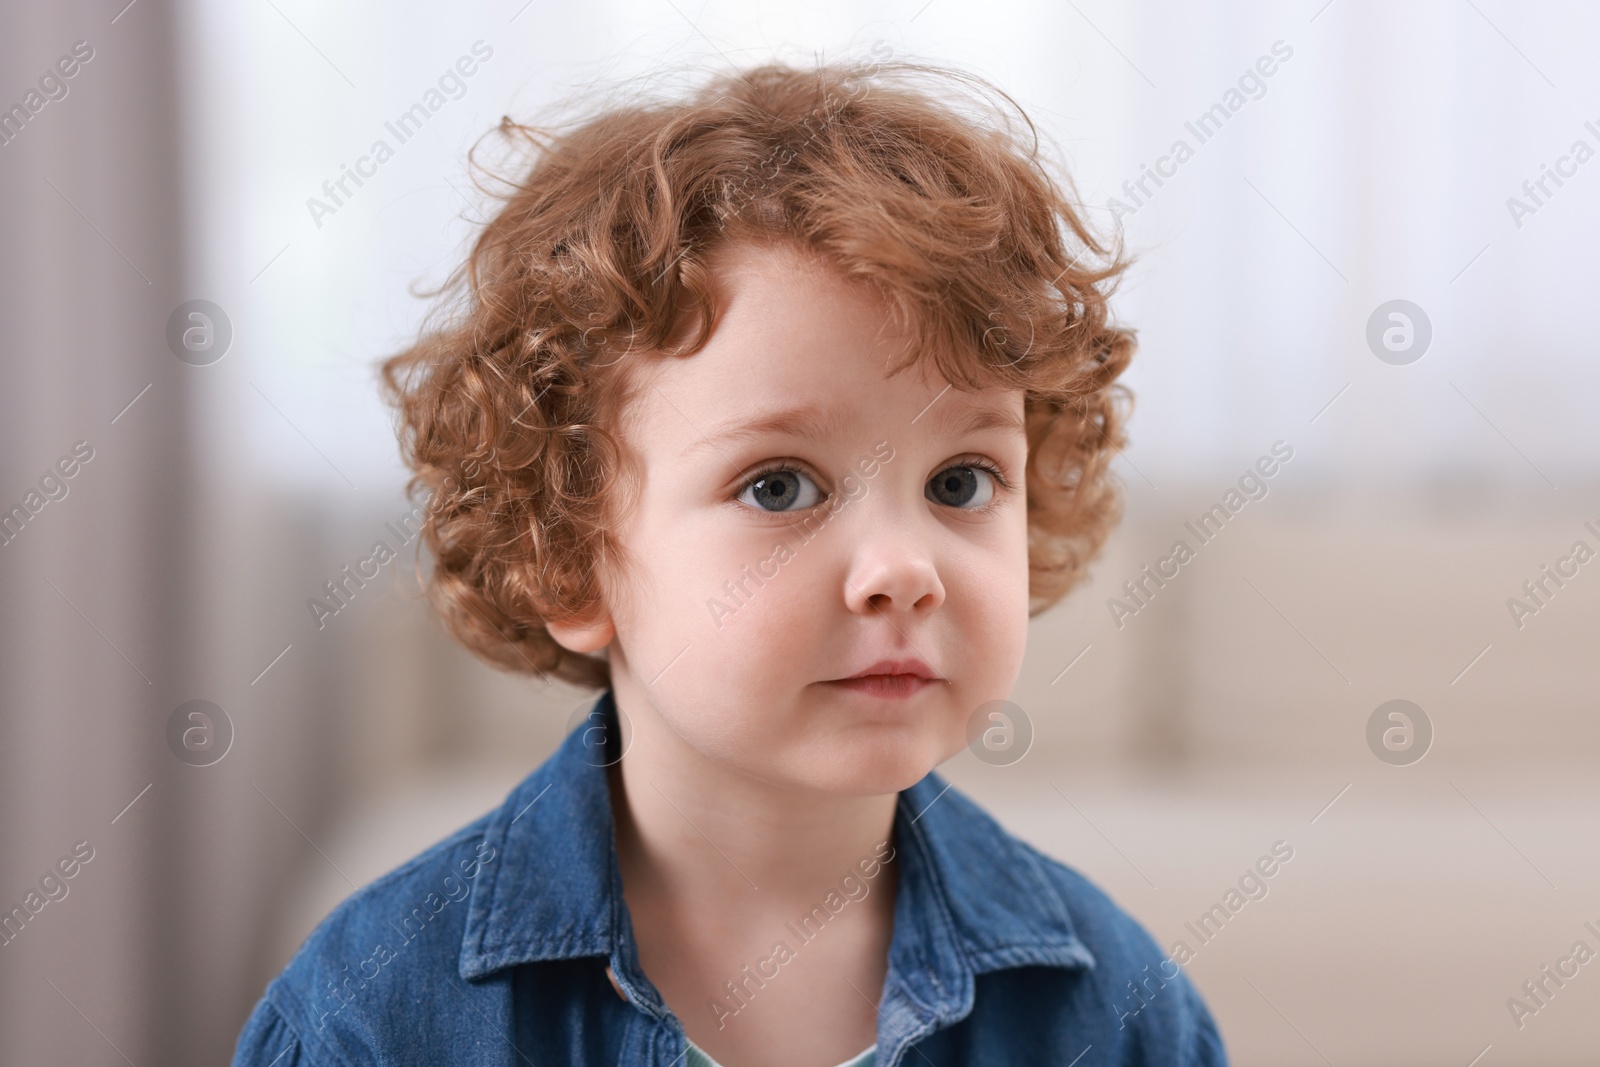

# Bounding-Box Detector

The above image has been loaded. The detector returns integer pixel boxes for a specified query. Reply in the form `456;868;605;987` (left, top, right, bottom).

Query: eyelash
734;455;1012;513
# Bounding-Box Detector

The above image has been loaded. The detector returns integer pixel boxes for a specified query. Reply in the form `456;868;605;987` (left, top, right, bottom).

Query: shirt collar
459;690;1094;1022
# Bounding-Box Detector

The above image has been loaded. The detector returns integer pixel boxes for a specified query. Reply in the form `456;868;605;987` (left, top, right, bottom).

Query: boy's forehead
646;243;922;392
711;239;891;342
680;394;1026;462
629;346;1024;459
620;239;1024;447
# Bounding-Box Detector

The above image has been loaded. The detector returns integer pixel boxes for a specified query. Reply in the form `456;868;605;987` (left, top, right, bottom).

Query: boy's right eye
736;467;823;513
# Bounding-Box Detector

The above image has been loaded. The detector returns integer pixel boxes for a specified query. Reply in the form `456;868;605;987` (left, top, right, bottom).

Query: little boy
233;57;1226;1066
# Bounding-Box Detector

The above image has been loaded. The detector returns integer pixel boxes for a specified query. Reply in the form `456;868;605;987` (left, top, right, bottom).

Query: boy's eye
926;465;996;509
737;468;823;512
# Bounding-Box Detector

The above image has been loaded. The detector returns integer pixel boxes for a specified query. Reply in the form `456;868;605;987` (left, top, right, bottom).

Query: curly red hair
380;57;1136;690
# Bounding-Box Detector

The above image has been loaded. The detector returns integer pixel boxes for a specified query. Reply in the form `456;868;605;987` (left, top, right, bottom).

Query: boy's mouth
822;658;942;699
825;674;938;699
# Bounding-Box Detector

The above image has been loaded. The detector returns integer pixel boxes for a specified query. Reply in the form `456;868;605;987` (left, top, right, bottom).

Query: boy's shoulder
235;717;615;1067
919;776;1162;962
918;778;1226;1061
236;804;505;1065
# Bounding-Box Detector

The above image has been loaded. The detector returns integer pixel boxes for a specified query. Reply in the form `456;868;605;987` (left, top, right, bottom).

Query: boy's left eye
926;465;997;509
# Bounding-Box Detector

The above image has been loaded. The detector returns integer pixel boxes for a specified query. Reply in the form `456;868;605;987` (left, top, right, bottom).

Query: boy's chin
789;741;946;798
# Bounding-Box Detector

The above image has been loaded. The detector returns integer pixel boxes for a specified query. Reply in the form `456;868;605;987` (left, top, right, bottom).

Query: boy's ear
545;605;615;654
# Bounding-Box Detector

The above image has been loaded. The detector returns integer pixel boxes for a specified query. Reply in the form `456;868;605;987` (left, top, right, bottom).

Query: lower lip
824;674;938;699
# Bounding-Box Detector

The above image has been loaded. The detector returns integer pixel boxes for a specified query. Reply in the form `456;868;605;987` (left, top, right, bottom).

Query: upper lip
836;658;940;681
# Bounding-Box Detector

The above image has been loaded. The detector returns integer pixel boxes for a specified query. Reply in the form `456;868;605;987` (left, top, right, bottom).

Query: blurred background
2;0;1598;1063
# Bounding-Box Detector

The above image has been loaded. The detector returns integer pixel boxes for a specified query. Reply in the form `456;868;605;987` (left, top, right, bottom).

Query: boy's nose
840;526;946;617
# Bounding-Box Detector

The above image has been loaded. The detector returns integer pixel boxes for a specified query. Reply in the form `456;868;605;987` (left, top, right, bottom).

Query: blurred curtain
0;0;193;1061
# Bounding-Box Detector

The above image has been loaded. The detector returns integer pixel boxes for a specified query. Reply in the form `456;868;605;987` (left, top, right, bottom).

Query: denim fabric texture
233;690;1227;1066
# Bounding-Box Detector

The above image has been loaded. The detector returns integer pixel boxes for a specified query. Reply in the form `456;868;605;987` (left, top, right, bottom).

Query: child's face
554;240;1031;796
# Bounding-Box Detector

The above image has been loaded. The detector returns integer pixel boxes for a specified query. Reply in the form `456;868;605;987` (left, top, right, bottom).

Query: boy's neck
603;682;901;913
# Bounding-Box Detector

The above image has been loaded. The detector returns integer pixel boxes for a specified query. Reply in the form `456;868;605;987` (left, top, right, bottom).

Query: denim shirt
233;690;1226;1066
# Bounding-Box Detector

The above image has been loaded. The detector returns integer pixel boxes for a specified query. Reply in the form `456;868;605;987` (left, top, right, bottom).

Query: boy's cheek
956;556;1031;683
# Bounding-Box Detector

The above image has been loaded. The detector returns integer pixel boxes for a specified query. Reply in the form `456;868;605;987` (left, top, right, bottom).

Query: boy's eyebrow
685;400;1024;457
